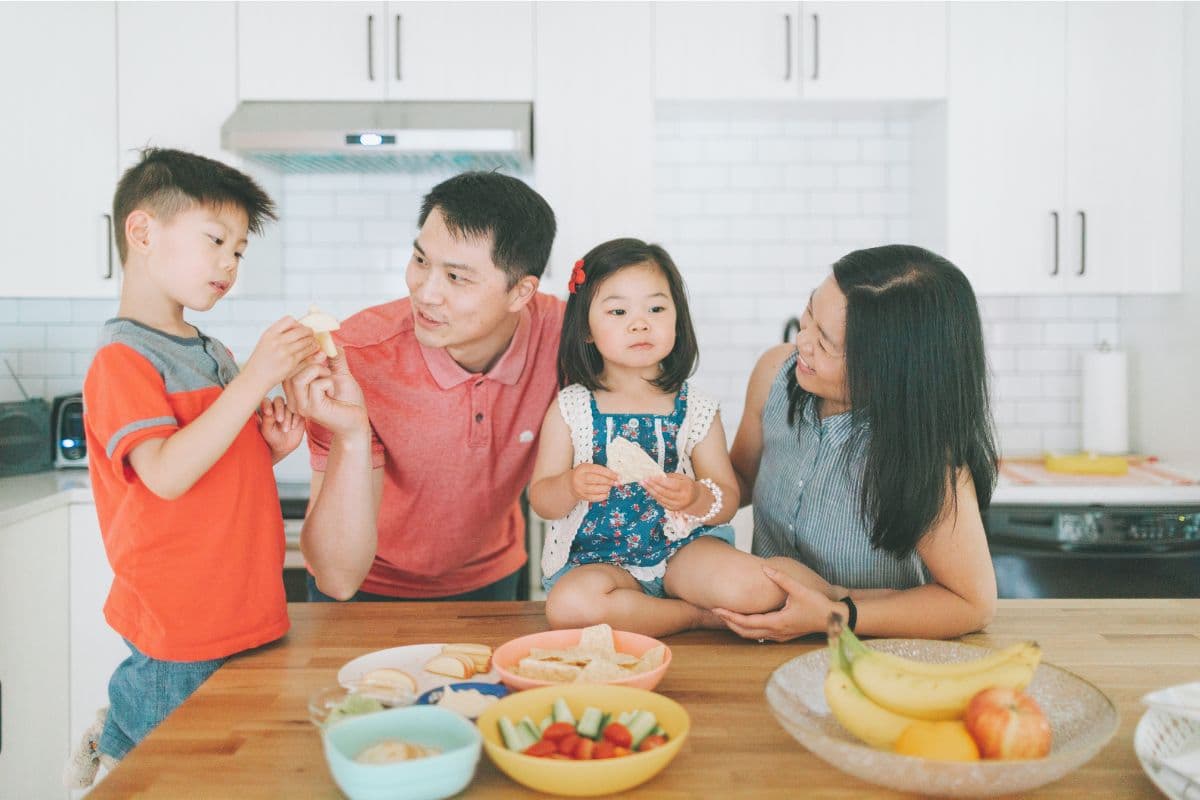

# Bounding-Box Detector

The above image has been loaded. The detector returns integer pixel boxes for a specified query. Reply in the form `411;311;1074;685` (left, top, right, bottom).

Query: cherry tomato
638;734;667;752
523;739;557;758
573;737;595;760
557;733;581;756
602;722;633;748
612;746;631;757
541;722;576;742
594;740;616;759
547;753;572;760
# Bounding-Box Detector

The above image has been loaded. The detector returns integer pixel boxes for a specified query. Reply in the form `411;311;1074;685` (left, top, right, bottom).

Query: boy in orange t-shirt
78;149;319;776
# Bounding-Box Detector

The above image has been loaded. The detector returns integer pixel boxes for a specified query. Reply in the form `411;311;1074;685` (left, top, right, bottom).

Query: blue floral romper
541;383;736;598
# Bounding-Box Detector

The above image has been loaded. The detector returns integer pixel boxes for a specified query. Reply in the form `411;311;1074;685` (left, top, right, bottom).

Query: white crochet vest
540;382;720;579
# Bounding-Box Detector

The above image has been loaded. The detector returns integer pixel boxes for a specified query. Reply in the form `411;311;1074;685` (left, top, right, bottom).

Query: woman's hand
641;473;701;513
258;395;304;462
570;464;619;503
713;565;840;642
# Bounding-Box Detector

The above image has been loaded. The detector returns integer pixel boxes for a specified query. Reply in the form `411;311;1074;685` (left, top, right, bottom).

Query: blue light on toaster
62;438;76;448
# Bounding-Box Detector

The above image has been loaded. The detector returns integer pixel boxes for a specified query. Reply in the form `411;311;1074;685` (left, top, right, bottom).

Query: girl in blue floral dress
530;238;840;638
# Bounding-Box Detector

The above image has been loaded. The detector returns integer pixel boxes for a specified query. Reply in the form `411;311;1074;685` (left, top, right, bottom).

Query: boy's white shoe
64;707;110;788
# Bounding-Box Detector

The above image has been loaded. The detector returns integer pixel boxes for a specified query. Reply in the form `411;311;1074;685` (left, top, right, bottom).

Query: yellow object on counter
1044;453;1130;476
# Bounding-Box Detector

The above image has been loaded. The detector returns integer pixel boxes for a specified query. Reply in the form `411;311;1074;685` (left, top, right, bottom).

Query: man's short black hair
112;148;277;263
418;171;556;286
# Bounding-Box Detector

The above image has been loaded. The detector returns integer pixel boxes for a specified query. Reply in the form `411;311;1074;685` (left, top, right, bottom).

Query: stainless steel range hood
221;101;533;174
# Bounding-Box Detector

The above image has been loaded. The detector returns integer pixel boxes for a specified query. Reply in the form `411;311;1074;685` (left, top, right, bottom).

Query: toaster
52;393;86;468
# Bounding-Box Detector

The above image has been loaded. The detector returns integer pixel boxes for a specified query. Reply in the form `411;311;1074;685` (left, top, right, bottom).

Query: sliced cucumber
626;710;659;748
499;717;537;751
519;717;541;744
552;697;576;727
575;706;604;739
540;716;553;733
651;724;665;737
617;710;636;726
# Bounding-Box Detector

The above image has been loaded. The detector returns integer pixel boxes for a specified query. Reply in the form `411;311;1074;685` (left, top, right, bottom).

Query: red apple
962;687;1052;759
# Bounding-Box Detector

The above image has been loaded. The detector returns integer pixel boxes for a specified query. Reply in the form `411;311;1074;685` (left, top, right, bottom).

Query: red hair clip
568;259;586;294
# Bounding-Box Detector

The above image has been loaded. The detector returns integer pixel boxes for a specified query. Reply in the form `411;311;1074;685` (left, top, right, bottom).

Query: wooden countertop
89;600;1200;799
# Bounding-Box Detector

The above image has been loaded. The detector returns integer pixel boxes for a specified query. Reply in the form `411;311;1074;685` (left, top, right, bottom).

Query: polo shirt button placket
469;378;489;447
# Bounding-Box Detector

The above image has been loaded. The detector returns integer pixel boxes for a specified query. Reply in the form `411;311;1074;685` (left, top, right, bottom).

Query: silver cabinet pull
1077;210;1087;276
367;15;375;81
1050;211;1060;276
811;13;820;80
783;15;792;81
400;14;410;80
101;214;114;280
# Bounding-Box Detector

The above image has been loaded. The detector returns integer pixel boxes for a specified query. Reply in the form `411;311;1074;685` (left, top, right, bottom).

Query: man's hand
570;464;619;503
258;395;304;462
241;317;320;393
713;566;840;642
641;473;701;512
283;348;367;437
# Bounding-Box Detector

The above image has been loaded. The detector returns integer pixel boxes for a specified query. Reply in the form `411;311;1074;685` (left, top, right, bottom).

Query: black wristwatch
839;595;858;631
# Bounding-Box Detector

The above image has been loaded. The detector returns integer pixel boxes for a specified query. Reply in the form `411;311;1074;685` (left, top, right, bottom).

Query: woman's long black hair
787;244;998;558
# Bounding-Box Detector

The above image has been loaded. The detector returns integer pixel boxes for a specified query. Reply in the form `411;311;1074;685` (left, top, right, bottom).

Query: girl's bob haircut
557;237;699;393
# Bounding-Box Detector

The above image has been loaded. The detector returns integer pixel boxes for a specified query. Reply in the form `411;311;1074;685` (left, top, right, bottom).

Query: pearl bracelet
679;478;723;525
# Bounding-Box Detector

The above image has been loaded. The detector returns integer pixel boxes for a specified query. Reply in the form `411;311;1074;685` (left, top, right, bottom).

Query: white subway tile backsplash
287;193;336;217
1043;321;1097;346
19;350;72;377
1069;296;1119;319
0;325;46;349
336;193;390;219
836;164;889;189
729;165;783;189
19;299;72;324
1018;296;1071;319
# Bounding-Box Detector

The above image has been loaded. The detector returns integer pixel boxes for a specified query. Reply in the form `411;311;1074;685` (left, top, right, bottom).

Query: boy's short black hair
418;171;556;287
112;148;277;263
558;238;699;394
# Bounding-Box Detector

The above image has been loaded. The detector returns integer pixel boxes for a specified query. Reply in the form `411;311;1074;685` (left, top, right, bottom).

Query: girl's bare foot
693;606;728;631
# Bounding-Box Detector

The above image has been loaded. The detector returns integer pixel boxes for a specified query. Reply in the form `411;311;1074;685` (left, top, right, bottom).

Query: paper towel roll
1080;347;1128;455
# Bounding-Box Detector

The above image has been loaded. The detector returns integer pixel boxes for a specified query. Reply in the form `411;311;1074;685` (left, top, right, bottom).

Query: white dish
1143;683;1200;723
766;639;1119;798
338;643;500;695
1134;707;1200;800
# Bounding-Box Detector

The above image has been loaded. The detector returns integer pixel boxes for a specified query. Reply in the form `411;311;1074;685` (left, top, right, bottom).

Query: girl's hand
570;464;619;503
641;473;700;512
713;566;840;642
258;395;304;460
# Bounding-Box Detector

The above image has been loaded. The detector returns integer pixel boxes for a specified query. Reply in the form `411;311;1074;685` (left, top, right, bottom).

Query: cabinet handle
1049;211;1060;276
367;15;375;81
400;14;410;80
783;15;792;81
1077;210;1087;276
811;14;820;80
101;214;114;280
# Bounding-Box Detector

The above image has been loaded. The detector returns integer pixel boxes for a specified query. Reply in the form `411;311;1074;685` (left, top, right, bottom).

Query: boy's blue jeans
98;639;226;760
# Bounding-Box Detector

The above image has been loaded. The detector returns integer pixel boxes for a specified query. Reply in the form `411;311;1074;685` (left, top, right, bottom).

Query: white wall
1118;3;1200;460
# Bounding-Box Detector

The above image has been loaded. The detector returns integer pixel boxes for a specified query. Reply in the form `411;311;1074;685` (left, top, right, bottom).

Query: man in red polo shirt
285;172;562;601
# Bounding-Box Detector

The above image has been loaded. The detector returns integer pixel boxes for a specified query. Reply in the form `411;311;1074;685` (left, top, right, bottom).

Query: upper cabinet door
386;2;533;100
118;2;238;166
799;2;946;100
0;2;118;298
238;2;386;101
654;2;799;100
1063;2;1183;294
945;2;1066;295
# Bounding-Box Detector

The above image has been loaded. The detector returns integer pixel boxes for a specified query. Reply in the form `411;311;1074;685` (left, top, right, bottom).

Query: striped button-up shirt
751;354;929;590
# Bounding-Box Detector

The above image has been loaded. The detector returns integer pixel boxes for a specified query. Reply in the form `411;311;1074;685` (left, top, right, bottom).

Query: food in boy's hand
606;436;665;484
354;739;441;764
499;697;668;759
514;624;667;683
824;615;1050;759
297;304;341;358
963;687;1052;759
358;667;418;702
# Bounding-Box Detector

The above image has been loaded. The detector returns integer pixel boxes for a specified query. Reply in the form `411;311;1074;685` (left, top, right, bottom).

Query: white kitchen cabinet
0;501;124;800
943;2;1182;295
0;2;119;298
238;1;533;102
653;2;945;101
385;2;533;100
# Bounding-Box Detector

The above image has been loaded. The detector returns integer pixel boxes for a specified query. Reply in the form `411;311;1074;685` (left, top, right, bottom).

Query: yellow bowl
476;684;689;797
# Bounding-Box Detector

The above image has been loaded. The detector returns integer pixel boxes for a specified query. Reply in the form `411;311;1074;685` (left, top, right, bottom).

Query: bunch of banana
823;614;1041;749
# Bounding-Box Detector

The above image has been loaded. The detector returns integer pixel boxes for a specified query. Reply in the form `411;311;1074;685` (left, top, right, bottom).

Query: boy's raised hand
570;464;619;503
242;317;321;392
642;473;701;512
258;395;304;461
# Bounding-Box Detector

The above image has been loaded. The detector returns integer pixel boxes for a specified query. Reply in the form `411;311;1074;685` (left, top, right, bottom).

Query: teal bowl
322;705;482;800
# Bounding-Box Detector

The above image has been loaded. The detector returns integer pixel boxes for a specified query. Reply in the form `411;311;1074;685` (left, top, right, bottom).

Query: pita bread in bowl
494;624;672;692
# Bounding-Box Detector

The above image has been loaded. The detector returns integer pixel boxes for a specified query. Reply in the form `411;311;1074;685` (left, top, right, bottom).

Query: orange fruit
893;721;981;761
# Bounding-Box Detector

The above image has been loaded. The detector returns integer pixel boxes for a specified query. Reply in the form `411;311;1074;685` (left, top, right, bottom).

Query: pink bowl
493;629;672;692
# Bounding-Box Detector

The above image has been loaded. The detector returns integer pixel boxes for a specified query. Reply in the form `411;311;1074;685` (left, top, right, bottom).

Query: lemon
892;720;980;761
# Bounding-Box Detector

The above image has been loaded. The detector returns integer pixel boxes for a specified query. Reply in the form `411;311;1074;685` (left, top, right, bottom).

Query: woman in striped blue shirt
720;244;999;641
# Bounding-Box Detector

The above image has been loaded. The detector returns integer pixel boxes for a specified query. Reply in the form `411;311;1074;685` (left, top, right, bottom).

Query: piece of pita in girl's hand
606;436;665;484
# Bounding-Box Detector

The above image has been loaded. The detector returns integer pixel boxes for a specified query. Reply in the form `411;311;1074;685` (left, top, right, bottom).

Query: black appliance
985;504;1200;598
0;399;53;477
52;393;86;468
